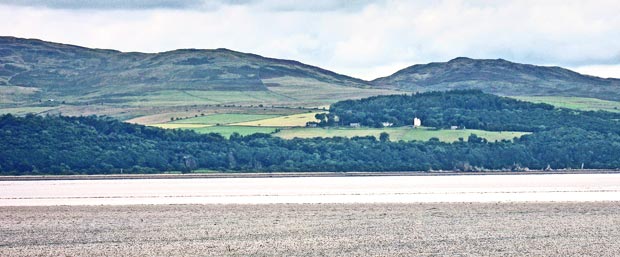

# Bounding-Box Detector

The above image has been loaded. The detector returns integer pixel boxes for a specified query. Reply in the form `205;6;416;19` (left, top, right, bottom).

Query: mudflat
1;202;619;256
3;174;620;205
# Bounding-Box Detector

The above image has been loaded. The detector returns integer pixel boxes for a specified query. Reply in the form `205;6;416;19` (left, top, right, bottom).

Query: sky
1;0;619;80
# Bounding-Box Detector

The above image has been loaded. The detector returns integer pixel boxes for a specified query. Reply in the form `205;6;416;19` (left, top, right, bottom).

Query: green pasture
0;107;56;115
231;112;322;127
151;123;211;129
170;113;281;125
190;126;279;138
512;96;620;113
273;127;530;143
120;90;293;107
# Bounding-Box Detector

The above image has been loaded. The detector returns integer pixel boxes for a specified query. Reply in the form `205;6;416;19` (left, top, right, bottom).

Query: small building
349;123;361;128
450;126;459;130
306;122;318;128
413;117;422;128
381;122;393;127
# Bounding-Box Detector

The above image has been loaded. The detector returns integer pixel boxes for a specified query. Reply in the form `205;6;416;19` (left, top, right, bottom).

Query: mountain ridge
2;36;620;107
372;57;620;100
0;36;373;104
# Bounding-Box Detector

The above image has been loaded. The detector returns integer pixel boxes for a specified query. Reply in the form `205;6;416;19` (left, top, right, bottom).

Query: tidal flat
2;173;620;205
1;202;619;256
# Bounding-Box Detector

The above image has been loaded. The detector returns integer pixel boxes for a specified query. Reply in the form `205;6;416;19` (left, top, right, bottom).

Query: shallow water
1;174;619;206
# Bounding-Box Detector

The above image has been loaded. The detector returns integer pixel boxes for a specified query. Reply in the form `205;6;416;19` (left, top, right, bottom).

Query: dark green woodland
2;90;620;175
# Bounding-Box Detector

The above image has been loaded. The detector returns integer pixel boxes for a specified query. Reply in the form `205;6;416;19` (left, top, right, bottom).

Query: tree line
325;90;620;134
1;113;620;175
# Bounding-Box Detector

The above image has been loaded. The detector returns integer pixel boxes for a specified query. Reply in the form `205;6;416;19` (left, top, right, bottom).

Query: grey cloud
1;0;618;79
257;0;383;12
0;0;379;11
0;0;207;10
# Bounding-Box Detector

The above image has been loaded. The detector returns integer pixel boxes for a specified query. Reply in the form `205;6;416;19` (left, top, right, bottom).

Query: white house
381;122;393;127
413;117;422;128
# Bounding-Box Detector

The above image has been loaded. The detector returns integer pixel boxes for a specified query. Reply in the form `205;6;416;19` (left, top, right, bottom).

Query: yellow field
232;112;324;127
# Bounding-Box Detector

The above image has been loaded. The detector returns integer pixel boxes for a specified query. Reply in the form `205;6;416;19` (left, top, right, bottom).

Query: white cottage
413;117;422;128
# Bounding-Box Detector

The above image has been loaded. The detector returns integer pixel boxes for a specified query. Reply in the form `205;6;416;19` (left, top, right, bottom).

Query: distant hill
326;90;620;134
372;57;620;101
2;36;619;118
0;36;385;108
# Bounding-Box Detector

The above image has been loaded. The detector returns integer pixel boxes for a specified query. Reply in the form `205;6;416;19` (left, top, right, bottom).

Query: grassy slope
191;126;279;138
512;96;620;113
232;112;323;127
274;127;529;142
372;57;620;101
1;37;399;119
150;111;529;142
117;90;294;107
263;77;397;107
0;107;57;115
152;123;212;129
170;114;281;125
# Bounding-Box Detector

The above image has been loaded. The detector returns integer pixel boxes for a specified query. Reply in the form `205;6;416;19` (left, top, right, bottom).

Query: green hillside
372;57;620;101
512;96;620;113
4;36;620;121
0;36;396;118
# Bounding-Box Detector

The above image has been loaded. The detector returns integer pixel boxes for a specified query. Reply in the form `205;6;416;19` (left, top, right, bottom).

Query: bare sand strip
1;202;619;256
1;174;620;206
2;170;619;181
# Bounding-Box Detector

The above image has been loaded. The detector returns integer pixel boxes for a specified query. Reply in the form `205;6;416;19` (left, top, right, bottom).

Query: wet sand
2;174;620;205
2;174;619;256
1;202;619;256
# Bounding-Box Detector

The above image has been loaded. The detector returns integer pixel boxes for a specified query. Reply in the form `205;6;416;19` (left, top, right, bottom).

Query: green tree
379;132;390;142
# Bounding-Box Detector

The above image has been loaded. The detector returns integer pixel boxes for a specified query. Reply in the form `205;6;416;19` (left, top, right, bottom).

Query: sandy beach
1;202;619;256
2;173;620;206
2;174;619;256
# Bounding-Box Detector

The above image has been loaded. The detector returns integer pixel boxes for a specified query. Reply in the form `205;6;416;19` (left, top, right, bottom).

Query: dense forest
2;112;620;175
325;90;620;134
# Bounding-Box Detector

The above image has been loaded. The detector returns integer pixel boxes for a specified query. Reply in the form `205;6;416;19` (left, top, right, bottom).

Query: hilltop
0;36;392;112
2;36;620;120
372;57;620;101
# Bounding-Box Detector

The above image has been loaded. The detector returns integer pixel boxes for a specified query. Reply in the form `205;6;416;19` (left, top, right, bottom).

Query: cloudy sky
1;0;619;79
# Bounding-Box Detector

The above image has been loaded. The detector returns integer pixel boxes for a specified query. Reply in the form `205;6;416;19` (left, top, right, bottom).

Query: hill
3;37;619;120
3;99;620;174
324;90;620;134
372;57;620;101
0;36;394;112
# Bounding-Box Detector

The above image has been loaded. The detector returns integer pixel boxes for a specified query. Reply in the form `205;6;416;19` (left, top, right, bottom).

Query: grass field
232;112;323;127
0;107;56;115
115;84;396;108
151;123;212;129
171;113;281;125
263;76;399;106
119;90;294;107
191;126;279;138
512;96;620;112
139;108;528;143
274;127;529;142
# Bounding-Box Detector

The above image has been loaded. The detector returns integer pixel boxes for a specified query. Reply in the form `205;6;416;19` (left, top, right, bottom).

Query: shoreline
3;173;620;206
2;169;620;181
